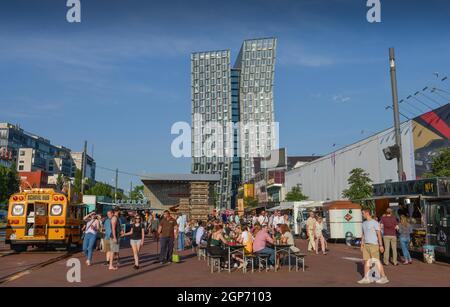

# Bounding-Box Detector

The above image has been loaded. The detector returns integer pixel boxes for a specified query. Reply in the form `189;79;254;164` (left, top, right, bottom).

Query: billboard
243;183;254;198
413;103;450;178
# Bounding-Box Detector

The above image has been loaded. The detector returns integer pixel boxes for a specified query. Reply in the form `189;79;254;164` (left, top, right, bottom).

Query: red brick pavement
2;238;450;287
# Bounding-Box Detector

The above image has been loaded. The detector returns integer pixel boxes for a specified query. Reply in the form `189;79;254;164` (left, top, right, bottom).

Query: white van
284;201;324;238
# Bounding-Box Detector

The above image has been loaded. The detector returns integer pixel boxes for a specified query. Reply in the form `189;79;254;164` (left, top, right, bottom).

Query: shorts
130;239;142;246
106;238;120;253
103;238;111;253
362;244;380;261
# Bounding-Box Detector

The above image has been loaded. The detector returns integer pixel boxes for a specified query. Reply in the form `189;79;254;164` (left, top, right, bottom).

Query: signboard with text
373;178;450;198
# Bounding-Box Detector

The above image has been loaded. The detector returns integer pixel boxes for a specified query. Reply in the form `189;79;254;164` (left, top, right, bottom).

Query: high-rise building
191;50;232;208
70;151;96;182
235;38;277;182
191;38;277;209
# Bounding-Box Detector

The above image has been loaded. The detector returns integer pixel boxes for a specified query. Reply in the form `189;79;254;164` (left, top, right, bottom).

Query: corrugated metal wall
285;121;415;201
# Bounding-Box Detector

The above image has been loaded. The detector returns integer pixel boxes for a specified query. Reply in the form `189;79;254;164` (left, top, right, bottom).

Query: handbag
172;238;181;263
172;253;181;263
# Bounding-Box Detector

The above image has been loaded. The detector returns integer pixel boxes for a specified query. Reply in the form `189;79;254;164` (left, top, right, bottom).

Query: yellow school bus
5;188;88;252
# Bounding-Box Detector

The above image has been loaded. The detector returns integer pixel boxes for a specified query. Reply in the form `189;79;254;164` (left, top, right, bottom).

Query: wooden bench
292;253;306;272
208;252;223;273
197;245;207;261
254;253;271;272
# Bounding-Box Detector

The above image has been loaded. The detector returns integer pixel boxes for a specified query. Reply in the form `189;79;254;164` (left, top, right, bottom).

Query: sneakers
375;276;390;284
357;276;389;285
357;277;373;284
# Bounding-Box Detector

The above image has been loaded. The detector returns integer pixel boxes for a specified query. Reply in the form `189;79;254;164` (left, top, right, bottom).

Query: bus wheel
11;245;27;253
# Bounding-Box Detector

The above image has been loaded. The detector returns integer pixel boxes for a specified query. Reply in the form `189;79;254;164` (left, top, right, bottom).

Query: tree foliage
129;185;144;201
0;164;20;203
85;181;126;200
422;147;450;178
56;173;70;191
244;196;258;208
285;185;308;201
73;169;82;193
86;182;113;197
342;168;373;203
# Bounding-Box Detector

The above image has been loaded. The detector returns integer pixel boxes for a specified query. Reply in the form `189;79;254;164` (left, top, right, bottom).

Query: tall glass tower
235;38;277;183
191;38;277;209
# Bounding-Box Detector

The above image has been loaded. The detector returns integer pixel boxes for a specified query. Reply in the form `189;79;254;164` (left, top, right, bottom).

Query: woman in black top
123;216;145;269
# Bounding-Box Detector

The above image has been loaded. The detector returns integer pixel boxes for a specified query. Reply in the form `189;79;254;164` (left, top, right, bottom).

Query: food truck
365;177;450;258
323;201;362;243
292;201;323;238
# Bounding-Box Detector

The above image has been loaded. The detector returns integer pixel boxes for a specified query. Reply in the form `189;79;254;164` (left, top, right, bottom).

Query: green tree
244;196;258;208
422;147;450;178
285;185;308;201
129;185;144;201
86;182;113;198
0;164;20;203
56;173;70;191
116;190;127;201
73;169;82;193
0;166;8;203
342;168;373;203
7;163;20;196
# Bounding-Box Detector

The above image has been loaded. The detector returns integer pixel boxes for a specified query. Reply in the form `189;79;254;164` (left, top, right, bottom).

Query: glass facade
191;50;233;208
230;68;241;208
236;38;277;183
191;38;277;209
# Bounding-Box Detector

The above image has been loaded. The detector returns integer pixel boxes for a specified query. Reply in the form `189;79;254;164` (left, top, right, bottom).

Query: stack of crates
177;197;190;218
189;181;210;222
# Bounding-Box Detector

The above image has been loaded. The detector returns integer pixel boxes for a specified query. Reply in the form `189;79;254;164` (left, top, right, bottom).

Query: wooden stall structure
189;182;210;222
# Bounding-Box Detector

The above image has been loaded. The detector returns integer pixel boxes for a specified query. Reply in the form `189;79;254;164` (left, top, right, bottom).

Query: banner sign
373;177;450;198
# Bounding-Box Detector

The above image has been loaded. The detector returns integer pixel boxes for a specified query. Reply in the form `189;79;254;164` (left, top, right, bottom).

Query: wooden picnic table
268;243;292;271
226;243;245;273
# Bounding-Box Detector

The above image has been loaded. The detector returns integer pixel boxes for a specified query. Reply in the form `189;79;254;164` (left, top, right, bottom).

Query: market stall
365;177;450;260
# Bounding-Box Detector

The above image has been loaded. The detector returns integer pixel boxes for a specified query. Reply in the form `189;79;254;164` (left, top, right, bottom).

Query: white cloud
332;94;351;103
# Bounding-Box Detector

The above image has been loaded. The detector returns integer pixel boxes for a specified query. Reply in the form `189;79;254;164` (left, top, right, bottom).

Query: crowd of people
80;208;313;272
186;209;305;271
81;207;159;270
79;205;416;284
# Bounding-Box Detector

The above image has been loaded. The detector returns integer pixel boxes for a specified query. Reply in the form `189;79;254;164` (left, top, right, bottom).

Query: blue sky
1;0;450;191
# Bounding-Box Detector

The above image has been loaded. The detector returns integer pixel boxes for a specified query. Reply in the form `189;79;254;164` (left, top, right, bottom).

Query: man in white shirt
268;213;274;229
195;221;206;246
306;211;316;252
272;210;285;230
177;214;187;251
258;211;269;226
252;215;258;226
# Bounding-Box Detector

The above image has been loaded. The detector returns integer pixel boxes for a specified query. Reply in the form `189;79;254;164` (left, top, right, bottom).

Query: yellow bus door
34;202;48;237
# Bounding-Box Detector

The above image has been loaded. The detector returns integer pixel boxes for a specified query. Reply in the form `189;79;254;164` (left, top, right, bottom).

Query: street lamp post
389;47;404;182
